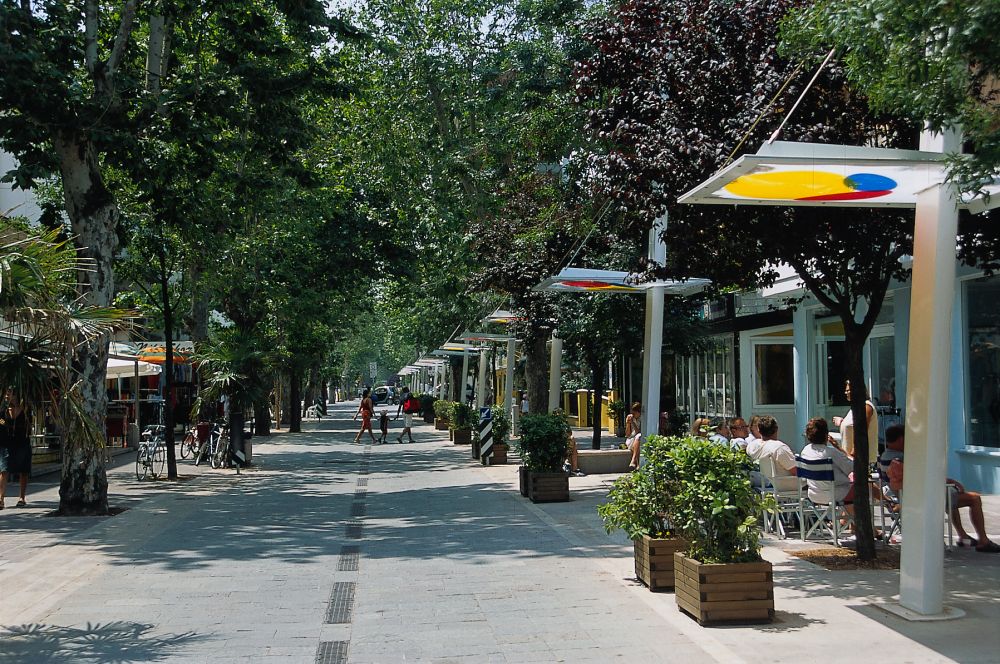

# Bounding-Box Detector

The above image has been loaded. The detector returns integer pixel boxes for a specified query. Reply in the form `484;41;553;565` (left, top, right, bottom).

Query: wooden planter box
519;465;528;496
634;535;686;591
435;418;449;430
424;413;434;424
471;436;481;458
526;470;569;503
673;553;774;625
486;443;507;466
453;429;472;445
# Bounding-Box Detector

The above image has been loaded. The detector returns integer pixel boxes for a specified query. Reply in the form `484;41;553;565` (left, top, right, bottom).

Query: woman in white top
623;402;642;471
832;380;878;464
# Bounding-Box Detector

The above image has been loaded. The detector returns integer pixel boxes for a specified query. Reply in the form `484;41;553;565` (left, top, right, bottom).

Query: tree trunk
525;333;548;414
289;368;302;433
159;252;178;480
844;328;876;561
253;399;271;437
450;359;463;402
54;132;118;515
589;356;605;450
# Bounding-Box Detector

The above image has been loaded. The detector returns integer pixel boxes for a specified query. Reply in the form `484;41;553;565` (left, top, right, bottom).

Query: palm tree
0;225;129;514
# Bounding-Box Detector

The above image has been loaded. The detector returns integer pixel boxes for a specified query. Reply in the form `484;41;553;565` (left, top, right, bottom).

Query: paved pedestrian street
1;402;998;663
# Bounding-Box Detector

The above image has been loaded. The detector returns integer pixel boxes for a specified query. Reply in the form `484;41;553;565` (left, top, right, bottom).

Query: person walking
395;386;416;444
353;389;376;444
1;390;30;508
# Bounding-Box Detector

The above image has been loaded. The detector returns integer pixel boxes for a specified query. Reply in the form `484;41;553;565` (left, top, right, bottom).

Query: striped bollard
478;407;494;465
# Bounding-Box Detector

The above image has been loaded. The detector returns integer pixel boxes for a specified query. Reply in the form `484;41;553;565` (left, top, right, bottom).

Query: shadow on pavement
0;622;205;663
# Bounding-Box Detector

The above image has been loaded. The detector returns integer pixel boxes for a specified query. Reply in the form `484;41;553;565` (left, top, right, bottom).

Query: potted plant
607;399;626;437
451;402;474;445
420;394;436;424
484;404;510;465
598;435;685;591
517;413;569;502
433;399;453;431
669;437;776;625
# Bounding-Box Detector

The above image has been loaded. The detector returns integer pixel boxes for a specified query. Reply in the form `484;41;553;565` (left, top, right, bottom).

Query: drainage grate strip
356;477;368;487
325;582;356;623
316;640;349;664
345;520;363;539
338;545;360;571
351;501;366;517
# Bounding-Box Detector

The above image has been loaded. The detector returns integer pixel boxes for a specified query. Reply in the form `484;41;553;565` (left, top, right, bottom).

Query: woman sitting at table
799;417;854;521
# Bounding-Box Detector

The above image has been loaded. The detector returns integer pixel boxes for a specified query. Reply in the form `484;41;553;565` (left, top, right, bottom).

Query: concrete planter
674;553;774;625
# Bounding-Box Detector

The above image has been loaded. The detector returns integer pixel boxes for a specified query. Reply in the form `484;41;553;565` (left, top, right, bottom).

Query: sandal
958;537;978;548
975;541;1000;553
15;499;25;508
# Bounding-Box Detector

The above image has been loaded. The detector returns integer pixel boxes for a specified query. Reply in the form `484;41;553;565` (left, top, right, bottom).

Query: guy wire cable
766;47;837;145
723;61;805;167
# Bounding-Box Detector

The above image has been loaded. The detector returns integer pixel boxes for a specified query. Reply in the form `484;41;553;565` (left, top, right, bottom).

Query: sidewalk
0;403;996;663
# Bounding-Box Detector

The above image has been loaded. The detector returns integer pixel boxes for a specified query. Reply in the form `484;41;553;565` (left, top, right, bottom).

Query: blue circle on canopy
844;173;897;192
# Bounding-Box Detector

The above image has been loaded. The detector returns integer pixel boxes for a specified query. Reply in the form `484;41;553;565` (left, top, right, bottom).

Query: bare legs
0;470;6;508
952;490;995;549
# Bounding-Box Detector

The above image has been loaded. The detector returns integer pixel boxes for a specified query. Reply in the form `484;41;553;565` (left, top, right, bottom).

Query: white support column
641;214;668;439
476;349;488;410
792;307;812;452
504;338;517;424
548;335;563;413
438;364;446;400
460;350;470;404
899;128;961;616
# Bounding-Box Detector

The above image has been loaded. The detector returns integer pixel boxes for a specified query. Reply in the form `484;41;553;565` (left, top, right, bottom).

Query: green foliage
451;401;475;432
667;437;773;564
434;399;455;422
781;0;1000;193
598;435;682;539
195;328;270;412
607;400;626;421
490;404;511;447
517;413;568;472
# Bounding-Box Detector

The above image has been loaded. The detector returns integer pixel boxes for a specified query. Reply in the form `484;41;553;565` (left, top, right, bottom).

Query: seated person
553;409;585;477
708;418;731;446
728;417;750;450
879;424;999;553
746;415;796;476
623;402;642;470
798;418;854;521
690;417;711;438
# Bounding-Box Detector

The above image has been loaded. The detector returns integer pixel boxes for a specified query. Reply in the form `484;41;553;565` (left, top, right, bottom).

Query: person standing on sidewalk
0;390;30;508
353;389;376;444
394;386;416;444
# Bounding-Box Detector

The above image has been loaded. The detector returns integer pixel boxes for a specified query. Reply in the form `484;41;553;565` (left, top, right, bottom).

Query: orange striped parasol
135;345;193;365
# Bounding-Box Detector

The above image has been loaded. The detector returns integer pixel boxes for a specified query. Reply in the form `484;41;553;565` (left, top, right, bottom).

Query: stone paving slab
0;403;998;663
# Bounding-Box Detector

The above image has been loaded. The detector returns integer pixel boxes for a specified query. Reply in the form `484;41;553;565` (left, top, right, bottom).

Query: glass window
825;341;849;407
967;279;1000;448
754;343;794;405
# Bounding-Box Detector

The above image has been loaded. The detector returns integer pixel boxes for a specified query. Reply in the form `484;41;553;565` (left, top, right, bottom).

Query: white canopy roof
107;357;161;379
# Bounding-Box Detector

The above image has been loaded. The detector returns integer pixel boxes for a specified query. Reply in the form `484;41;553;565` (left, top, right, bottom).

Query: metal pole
548;336;562;412
476;349;488;410
640;215;667;439
899;127;961;616
504;338;517;423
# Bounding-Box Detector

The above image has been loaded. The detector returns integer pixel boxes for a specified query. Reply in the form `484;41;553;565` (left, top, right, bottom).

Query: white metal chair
759;456;803;539
796;455;853;545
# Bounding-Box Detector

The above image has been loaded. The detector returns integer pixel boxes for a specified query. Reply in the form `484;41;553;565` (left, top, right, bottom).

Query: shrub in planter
483;404;510;465
433;400;454;431
517;413;569;502
451;402;474;444
607;399;626;437
668;437;776;624
599;435;684;590
420;394;436;423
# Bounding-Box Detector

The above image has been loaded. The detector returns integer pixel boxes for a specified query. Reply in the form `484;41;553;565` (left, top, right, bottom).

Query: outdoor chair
795;455;853;545
759;456;803;539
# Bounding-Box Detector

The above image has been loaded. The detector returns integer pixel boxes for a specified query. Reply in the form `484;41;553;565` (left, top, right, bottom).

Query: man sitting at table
746;415;797;482
878;424;999;553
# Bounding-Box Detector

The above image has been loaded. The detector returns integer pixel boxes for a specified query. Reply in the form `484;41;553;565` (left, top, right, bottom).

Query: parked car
372;386;398;405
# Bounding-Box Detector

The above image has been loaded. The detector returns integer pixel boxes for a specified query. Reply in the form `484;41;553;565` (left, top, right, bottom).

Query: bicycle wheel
135;447;148;481
150;443;166;478
180;431;195;459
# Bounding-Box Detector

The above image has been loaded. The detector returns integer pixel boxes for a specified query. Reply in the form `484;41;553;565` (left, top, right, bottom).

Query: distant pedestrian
353;389;376;444
378;411;390;444
395;386;416;443
521;392;529;416
0;390;30;508
623;402;642;471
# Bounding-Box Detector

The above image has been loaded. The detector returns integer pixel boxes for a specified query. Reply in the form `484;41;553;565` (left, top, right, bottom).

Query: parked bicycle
192;422;229;468
135;425;166;480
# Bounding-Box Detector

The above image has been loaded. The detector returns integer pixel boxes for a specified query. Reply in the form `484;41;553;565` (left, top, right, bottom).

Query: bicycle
135;425;166;480
179;426;199;459
193;422;223;467
211;426;232;469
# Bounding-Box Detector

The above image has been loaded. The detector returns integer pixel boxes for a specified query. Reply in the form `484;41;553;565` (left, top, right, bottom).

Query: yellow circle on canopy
724;170;848;200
